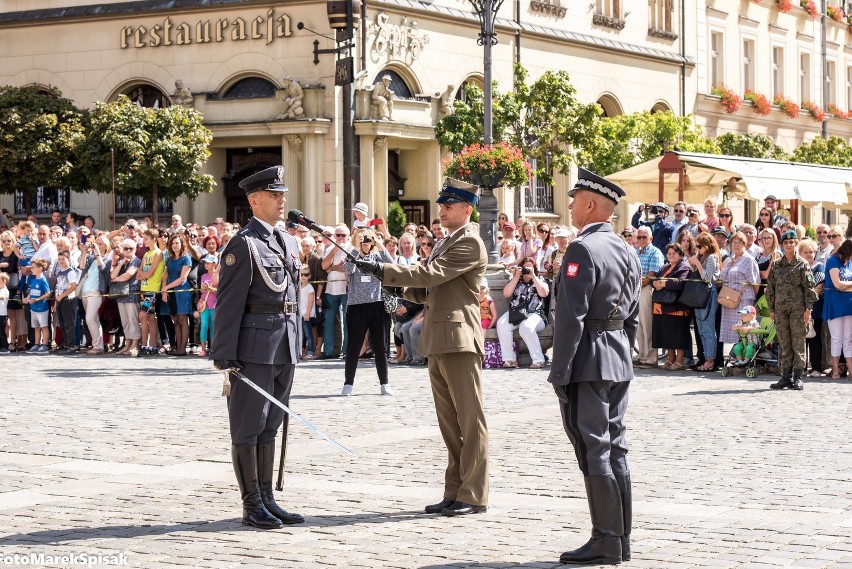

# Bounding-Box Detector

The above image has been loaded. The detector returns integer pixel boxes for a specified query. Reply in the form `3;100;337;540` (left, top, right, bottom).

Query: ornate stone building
0;0;691;228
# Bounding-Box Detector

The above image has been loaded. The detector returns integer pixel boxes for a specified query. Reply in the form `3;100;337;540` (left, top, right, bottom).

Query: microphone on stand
289;209;356;262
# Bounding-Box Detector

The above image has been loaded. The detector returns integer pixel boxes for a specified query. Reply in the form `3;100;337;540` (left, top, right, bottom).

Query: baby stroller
721;296;778;378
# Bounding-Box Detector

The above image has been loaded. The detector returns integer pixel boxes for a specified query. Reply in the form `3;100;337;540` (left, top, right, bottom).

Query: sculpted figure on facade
173;79;194;107
371;75;395;120
438;84;455;118
276;75;305;120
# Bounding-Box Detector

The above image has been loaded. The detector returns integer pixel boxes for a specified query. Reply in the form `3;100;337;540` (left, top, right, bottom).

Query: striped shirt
635;244;664;276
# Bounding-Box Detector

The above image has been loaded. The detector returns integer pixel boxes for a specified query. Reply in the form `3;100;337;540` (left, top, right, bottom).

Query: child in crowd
499;239;518;267
24;258;51;354
53;251;80;354
299;268;316;359
15;220;37;262
479;280;496;329
732;305;761;365
0;272;8;354
197;254;219;357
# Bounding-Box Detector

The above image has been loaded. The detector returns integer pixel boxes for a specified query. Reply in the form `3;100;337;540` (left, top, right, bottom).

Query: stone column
360;134;376;216
302;133;324;223
373;136;388;218
284;134;304;215
98;192;116;230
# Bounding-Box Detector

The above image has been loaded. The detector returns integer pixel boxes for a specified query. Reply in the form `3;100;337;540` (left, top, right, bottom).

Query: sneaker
809;370;822;378
341;385;353;396
36;345;50;354
129;348;139;357
0;349;9;355
380;384;394;396
27;345;41;354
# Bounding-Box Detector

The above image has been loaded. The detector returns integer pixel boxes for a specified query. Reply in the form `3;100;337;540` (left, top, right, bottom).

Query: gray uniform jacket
547;222;641;386
211;217;301;365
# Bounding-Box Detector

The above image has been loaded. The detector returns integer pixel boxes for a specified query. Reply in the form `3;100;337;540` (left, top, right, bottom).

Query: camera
521;267;532;276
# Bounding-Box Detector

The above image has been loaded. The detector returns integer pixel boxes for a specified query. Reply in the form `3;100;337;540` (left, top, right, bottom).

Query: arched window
372;70;412;99
455;78;484;103
125;84;170;108
596;94;623;118
651;101;672;113
223;77;278;99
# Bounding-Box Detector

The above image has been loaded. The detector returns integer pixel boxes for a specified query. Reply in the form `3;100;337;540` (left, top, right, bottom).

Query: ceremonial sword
228;368;356;457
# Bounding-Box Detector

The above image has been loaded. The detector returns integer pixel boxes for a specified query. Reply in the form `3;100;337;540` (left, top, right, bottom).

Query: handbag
651;288;680;305
508;308;528;325
806;319;816;339
382;290;398;314
679;270;711;309
718;285;742;309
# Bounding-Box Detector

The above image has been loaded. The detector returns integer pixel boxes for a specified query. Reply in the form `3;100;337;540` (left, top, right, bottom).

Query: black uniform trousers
559;381;630;477
228;361;295;446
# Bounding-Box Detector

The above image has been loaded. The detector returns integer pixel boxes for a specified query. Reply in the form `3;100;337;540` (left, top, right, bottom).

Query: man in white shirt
740;224;761;258
815;224;833;266
31;225;58;278
318;224;353;359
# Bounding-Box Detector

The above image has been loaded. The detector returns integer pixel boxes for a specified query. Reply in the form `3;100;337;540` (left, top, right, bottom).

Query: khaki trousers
428;351;489;506
636;285;657;365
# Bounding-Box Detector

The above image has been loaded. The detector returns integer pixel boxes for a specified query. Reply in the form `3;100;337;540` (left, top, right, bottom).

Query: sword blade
230;369;356;457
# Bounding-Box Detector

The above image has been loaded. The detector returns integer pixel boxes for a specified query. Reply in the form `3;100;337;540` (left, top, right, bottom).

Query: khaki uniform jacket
383;223;487;357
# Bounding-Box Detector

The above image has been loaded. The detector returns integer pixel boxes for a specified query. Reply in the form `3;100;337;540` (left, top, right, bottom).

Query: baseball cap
203;254;218;264
502;222;516;230
711;226;729;236
764;194;778;201
554;228;571;238
655;202;670;212
621;227;635;236
738;306;756;316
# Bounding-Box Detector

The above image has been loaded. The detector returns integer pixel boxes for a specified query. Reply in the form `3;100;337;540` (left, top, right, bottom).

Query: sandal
661;362;673;370
502;361;518;369
669;363;686;371
529;362;545;370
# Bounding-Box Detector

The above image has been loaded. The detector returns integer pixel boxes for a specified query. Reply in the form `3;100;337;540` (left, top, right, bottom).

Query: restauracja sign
120;8;293;49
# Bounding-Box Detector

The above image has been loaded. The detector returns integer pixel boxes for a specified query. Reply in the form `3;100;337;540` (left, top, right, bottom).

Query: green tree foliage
582;111;719;176
387;200;407;237
791;136;852;167
435;65;602;184
76;96;214;224
0;85;86;213
716;132;790;160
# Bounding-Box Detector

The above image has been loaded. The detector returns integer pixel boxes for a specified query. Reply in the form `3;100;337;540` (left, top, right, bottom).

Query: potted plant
827;4;845;21
442;141;533;188
773;94;800;119
744;90;772;116
776;0;793;12
801;0;819;18
710;84;743;114
801;100;826;122
827;103;848;119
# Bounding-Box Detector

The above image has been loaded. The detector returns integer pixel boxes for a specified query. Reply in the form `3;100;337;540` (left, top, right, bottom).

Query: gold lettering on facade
366;12;429;65
196;21;211;44
120;10;293;49
529;0;567;17
135;26;147;48
149;24;162;47
231;18;246;41
216;19;229;42
176;22;191;44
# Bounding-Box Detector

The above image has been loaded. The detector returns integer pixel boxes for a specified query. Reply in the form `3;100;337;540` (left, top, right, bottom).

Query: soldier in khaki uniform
765;229;817;390
356;178;488;516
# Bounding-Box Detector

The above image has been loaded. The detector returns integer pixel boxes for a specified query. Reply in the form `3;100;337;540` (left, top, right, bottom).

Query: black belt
246;302;298;315
585;319;624;331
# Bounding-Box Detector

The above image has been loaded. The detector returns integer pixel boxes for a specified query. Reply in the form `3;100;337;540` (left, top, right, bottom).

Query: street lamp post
470;0;505;265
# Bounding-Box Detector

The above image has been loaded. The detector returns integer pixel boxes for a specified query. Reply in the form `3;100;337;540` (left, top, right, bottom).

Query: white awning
606;151;852;205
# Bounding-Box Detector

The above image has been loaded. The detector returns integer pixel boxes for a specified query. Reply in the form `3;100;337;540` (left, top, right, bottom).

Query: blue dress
166;254;193;315
822;256;852;321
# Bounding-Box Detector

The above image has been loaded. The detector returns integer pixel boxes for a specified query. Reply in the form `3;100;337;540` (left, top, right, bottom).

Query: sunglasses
636;236;649;240
830;234;842;238
719;214;732;218
189;233;198;237
687;211;698;215
420;243;433;248
300;273;311;277
122;246;135;251
674;209;685;213
760;213;771;217
335;233;347;237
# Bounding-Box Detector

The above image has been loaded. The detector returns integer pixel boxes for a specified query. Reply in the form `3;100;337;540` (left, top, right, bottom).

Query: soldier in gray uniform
765;229;817;391
548;168;641;566
211;165;304;529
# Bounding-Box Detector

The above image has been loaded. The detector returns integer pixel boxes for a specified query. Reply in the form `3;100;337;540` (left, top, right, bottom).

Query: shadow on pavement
0;520;238;545
419;563;557;568
674;388;767;396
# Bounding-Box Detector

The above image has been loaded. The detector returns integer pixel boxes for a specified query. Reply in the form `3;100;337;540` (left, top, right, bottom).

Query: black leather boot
559;475;623;565
615;473;632;562
232;445;283;529
770;368;793;390
790;368;804;391
257;442;305;525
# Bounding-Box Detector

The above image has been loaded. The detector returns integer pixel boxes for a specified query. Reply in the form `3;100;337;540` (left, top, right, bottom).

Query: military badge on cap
238;165;288;194
568;167;626;204
436;177;480;206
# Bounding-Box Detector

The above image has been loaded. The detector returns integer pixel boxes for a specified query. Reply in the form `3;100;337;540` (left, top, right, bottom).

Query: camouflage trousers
775;306;807;371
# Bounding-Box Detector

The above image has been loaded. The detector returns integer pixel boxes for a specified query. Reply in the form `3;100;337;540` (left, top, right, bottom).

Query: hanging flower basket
800;0;819;18
801;100;826;122
744;90;772;116
776;0;793;12
827;4;845;21
773;94;799;119
827;103;848;119
710;84;743;114
443;142;533;189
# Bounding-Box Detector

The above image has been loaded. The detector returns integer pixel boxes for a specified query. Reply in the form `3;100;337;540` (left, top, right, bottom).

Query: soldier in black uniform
549;169;641;565
211;165;304;529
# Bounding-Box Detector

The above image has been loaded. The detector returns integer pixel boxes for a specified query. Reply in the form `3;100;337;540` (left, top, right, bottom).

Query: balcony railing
15;188;69;216
116;195;174;214
525;179;554;214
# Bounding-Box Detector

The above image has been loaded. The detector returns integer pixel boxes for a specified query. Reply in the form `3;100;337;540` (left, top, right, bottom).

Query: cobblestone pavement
1;354;851;569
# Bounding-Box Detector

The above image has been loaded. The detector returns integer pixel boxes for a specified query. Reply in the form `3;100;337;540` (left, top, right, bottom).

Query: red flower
744;90;772;116
773;94;800;119
442;141;533;188
776;0;793;11
801;100;826;122
801;0;818;18
827;103;847;119
711;84;743;114
827;4;845;21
